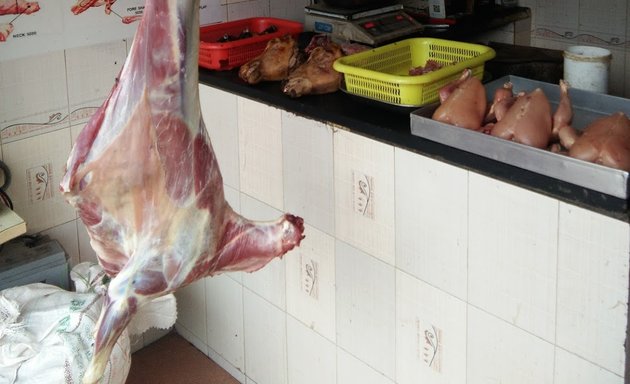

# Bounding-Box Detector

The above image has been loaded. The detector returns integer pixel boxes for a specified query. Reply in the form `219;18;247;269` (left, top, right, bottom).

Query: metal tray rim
410;75;630;199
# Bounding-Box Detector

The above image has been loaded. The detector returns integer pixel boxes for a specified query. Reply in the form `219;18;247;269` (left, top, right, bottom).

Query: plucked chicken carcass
490;79;573;149
489;87;553;149
484;81;519;124
60;0;305;382
558;112;630;171
432;69;487;131
282;39;343;98
238;34;300;84
551;80;573;139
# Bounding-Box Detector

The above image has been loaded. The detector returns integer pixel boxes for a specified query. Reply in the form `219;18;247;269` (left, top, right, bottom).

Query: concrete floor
126;332;239;384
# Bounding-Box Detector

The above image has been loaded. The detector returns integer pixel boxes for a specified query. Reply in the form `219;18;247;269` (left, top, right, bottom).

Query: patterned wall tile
468;173;558;342
70;122;85;147
42;220;80;267
336;240;396;379
240;193;287;309
467;306;555;384
270;0;309;22
578;0;627;38
286;224;335;342
175;278;208;347
227;0;270;20
534;0;579;31
556;203;630;376
243;288;287;384
334;130;395;265
396;270;466;384
287;316;336;384
282;111;334;235
3;128;75;233
201;84;240;190
65;40;126;127
0;51;69;143
238;97;283;210
337;348;395;384
554;348;623;384
77;219;98;264
608;47;626;96
395;148;468;300
200;0;227;25
206;274;245;372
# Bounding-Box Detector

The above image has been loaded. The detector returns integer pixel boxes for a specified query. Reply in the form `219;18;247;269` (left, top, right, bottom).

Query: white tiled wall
334;130;395;265
172;85;630;384
1;0;629;373
517;0;630;97
468;173;558;343
0;1;313;352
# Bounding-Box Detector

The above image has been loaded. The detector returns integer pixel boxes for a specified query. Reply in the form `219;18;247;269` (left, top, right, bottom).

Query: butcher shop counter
199;68;629;222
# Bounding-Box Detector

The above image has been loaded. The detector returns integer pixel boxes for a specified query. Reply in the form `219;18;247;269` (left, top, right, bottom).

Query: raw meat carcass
0;0;39;15
71;0;116;15
559;112;630;171
238;34;300;84
282;40;343;98
490;88;553;149
432;69;487;131
59;0;305;382
0;23;12;41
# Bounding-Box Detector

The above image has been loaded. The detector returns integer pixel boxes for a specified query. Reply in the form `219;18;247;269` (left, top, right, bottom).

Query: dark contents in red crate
198;18;303;71
216;25;277;42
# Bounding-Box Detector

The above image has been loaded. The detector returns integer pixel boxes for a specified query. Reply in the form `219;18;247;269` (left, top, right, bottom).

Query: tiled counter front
175;84;630;384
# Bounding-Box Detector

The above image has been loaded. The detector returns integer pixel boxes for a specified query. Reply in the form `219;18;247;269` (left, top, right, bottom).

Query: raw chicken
490;88;552;149
71;0;116;15
484;81;517;123
0;0;39;15
551;79;573;140
562;112;630;171
282;41;343;98
59;0;305;382
0;23;12;41
432;69;487;131
238;34;300;84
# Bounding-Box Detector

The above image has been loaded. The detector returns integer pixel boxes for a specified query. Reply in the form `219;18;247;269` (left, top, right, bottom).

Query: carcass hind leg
82;295;137;384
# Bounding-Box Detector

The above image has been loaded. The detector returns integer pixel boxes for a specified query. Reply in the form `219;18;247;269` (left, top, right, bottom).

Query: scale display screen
359;13;417;37
304;5;424;46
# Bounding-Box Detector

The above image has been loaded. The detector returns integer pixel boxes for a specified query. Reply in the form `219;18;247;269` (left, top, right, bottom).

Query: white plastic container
563;45;612;94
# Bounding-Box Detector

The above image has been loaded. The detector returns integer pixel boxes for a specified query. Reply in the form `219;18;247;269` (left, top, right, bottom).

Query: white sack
0;283;130;384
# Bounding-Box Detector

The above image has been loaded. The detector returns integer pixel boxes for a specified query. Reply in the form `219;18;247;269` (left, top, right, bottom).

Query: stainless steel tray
410;75;630;199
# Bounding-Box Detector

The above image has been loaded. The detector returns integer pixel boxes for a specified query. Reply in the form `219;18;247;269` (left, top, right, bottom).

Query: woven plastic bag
0;283;130;384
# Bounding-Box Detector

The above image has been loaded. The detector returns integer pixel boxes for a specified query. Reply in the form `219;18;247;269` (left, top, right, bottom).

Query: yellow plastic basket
333;38;496;107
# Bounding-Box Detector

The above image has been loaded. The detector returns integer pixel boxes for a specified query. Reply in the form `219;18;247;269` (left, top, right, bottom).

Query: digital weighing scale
304;3;424;46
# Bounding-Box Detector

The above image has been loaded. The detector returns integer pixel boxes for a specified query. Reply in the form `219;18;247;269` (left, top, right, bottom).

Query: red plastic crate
198;17;303;71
